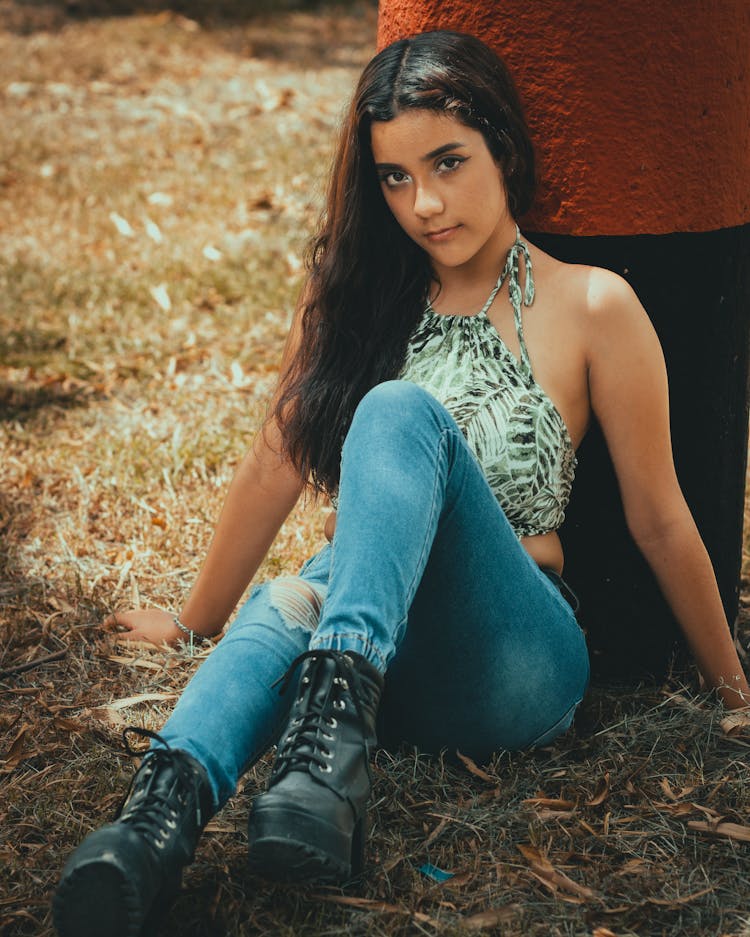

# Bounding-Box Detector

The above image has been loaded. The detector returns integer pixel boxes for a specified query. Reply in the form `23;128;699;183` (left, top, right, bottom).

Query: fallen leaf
423;817;450;849
653;800;722;821
285;250;302;274
311;894;436;925
720;709;750;735
444;871;474;888
109;211;134;237
3;724;32;767
86;706;126;728
456;750;496;783
202;244;222;261
463;906;518;929
147;191;173;206
204;819;238;833
586;772;610;806
230;361;251;387
645;885;714;906
381;854;404;874
53;717;84;733
107;655;164;671
523;796;576;811
48;595;75;614
149;283;171;312
688;820;750;842
113;637;164;651
517;843;597;902
660;777;680;800
517;843;549;867
108;692;177;710
144;217;163;243
527;871;588;904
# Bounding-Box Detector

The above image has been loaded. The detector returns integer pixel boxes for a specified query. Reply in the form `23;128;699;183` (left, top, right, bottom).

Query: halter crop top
398;227;577;538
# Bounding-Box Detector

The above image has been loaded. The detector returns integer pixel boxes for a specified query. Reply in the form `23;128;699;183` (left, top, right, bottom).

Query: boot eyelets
55;746;211;935
246;650;385;884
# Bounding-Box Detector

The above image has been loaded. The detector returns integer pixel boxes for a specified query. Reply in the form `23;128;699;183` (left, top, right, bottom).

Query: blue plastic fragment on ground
418;862;454;882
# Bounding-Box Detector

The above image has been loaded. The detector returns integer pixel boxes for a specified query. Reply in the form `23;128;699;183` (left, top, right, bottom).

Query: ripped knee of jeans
267;576;327;633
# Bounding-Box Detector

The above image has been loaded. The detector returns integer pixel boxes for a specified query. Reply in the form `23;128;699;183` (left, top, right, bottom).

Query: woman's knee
228;577;325;642
349;380;445;438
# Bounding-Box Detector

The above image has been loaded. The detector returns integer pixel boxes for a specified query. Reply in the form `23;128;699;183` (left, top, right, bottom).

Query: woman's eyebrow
374;142;467;171
421;141;467;161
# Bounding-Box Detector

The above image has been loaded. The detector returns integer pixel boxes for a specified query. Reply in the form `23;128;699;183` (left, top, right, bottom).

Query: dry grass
2;4;750;936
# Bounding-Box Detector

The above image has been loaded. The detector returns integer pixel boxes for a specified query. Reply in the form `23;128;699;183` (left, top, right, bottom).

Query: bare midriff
521;530;564;574
323;512;565;575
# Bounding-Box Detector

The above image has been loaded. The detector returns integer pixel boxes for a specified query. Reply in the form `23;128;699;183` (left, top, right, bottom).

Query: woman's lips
425;224;461;242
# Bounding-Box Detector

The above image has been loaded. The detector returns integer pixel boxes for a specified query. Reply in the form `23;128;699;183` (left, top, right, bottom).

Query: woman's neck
429;218;520;314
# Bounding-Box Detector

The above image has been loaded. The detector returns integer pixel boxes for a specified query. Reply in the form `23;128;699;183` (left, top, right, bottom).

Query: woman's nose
413;182;443;218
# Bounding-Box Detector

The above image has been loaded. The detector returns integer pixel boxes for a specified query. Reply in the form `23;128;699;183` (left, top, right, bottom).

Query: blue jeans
158;381;590;809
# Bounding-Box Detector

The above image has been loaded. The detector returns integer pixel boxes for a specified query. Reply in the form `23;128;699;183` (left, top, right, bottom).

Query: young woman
53;30;750;937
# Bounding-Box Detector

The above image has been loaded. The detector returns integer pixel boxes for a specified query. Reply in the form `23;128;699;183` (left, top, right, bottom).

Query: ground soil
2;4;750;936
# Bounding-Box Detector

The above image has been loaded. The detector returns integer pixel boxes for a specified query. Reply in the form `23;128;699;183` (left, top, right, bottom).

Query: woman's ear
500;157;517;216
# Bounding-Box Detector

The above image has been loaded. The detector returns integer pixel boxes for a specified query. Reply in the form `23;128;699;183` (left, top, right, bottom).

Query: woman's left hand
103;608;183;648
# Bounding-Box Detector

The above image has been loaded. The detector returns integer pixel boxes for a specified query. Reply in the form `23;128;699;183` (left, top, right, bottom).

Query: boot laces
271;651;370;778
116;727;204;850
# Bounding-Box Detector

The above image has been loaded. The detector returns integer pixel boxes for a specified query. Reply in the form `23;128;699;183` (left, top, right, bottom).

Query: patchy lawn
2;3;750;935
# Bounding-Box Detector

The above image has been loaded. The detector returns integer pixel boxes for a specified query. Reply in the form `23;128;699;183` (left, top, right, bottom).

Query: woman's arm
111;296;309;647
585;269;750;709
177;422;305;636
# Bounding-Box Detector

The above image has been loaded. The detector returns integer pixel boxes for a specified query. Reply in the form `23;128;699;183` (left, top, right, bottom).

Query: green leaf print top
399;227;577;538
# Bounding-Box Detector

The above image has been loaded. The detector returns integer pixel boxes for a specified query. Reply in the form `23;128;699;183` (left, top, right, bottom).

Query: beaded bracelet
172;616;204;656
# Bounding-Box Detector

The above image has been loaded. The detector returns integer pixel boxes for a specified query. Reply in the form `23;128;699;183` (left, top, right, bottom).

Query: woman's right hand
103;608;183;648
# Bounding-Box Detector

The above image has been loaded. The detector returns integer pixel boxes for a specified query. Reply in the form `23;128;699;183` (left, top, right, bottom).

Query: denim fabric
158;381;590;808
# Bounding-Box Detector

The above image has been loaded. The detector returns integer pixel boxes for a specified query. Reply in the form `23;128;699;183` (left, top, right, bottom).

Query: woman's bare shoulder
529;246;642;322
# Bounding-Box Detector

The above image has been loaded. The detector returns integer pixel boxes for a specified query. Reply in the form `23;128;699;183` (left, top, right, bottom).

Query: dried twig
0;649;67;680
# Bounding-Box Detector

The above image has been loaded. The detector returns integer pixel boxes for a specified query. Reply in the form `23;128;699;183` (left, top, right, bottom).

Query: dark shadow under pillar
528;224;750;684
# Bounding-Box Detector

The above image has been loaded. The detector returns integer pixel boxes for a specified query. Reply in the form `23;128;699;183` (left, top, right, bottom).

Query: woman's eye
437;156;464;173
381;170;409;188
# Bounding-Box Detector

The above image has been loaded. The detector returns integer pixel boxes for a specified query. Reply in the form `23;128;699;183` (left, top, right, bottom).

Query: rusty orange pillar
378;1;750;683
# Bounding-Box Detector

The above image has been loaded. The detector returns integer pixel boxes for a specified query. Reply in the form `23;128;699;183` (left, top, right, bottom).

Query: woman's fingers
101;609;182;648
103;611;136;631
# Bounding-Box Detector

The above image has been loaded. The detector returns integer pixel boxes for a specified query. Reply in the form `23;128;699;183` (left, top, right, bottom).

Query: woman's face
370;109;513;275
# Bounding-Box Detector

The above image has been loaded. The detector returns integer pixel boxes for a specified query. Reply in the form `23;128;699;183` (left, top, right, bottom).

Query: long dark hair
271;30;536;497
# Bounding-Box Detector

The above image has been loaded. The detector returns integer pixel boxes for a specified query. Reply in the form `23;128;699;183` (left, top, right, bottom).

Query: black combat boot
53;728;213;937
247;649;384;884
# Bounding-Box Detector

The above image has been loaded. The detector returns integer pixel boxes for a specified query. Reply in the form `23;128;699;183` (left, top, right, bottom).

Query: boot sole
52;859;143;937
247;805;364;884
